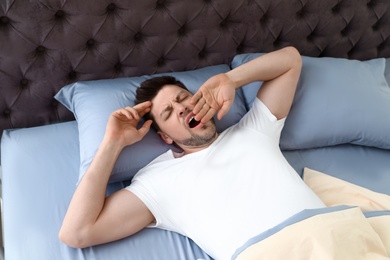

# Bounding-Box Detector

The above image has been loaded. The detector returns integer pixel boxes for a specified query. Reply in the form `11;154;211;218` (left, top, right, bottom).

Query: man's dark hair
135;76;189;131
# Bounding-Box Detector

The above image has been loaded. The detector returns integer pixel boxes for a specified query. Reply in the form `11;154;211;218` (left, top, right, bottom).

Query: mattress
2;120;390;259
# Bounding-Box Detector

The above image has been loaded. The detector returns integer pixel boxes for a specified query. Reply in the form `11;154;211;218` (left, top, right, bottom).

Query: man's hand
105;101;153;148
190;73;237;123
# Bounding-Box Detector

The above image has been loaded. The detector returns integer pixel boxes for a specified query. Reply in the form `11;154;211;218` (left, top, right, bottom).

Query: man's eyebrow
175;90;187;99
160;105;172;119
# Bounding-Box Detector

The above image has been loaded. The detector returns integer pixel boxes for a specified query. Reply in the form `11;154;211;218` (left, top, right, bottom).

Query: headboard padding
0;0;389;133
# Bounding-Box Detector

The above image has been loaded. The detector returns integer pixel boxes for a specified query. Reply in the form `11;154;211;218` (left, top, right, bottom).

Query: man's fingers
194;102;210;121
194;105;216;123
132;101;152;117
134;101;152;109
113;107;133;120
137;107;151;118
193;98;207;115
122;106;141;120
138;120;152;137
201;108;216;123
190;92;202;105
115;102;150;122
217;100;233;120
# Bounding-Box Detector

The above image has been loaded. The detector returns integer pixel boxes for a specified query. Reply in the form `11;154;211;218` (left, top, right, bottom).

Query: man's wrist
101;135;126;154
224;71;241;90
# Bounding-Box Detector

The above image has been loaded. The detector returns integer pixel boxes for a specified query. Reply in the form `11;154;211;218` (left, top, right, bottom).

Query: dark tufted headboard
0;0;389;135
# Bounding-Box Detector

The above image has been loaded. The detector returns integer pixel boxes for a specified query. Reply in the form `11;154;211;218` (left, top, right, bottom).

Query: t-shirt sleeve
124;151;175;229
238;97;286;139
125;179;161;228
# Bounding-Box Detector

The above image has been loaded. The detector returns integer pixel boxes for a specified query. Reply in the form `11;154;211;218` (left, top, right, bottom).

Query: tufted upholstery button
273;39;281;48
107;3;116;11
372;22;380;31
156;0;165;9
134;32;143;42
157;57;165;67
220;19;227;28
260;14;267;23
3;109;11;117
0;16;10;25
198;50;206;59
36;45;46;54
378;42;385;51
332;5;340;13
20;78;29;87
340;28;348;37
114;63;122;71
347;48;356;57
178;26;186;36
55;10;65;18
307;33;315;42
236;44;243;53
51;100;58;108
68;70;77;80
87;39;95;47
297;8;305;18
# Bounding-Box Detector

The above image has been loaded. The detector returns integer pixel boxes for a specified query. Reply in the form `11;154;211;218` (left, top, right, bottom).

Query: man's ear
158;131;173;144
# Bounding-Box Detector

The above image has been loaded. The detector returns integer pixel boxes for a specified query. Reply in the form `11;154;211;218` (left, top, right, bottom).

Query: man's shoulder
133;150;174;177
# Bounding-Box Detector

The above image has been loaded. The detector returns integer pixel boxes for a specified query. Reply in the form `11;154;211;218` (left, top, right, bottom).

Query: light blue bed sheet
1;121;212;260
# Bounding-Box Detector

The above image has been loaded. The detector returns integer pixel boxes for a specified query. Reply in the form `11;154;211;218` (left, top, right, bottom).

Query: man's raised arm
191;46;302;122
59;102;155;248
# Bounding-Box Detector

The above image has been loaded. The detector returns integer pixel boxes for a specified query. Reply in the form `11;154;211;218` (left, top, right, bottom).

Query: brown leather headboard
0;0;389;135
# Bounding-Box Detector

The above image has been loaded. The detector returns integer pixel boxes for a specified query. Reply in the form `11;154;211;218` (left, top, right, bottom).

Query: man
59;47;325;259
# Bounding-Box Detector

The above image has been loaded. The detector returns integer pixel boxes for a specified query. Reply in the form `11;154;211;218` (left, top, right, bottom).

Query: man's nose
174;102;187;116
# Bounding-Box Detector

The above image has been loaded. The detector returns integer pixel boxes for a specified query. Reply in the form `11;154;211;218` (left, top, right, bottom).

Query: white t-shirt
126;98;325;260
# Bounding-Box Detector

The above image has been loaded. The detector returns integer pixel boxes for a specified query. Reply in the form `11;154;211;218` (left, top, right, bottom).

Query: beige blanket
234;168;390;260
235;207;390;260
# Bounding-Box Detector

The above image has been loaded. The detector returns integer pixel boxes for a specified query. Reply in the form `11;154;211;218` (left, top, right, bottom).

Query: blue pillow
55;65;247;183
232;53;390;150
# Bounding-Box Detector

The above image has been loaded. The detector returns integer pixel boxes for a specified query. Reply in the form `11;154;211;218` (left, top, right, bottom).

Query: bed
1;0;390;259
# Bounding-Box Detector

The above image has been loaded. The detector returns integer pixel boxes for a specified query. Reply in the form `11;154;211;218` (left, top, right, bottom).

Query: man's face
150;84;217;151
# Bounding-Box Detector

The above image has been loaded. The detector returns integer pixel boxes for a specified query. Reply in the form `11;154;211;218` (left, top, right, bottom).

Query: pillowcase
303;167;390;212
231;53;390;150
55;65;247;183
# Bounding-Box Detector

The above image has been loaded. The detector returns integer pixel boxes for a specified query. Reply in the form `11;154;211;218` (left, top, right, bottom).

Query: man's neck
176;133;219;158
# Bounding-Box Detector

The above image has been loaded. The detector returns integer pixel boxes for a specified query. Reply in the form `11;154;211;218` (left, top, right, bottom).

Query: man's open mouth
188;116;201;128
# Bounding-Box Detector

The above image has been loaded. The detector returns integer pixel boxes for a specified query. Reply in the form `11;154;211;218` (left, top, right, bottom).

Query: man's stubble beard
175;118;217;147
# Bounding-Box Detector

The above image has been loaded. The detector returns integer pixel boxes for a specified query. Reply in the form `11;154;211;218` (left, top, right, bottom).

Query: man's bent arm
59;103;154;248
227;46;302;120
192;47;302;121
